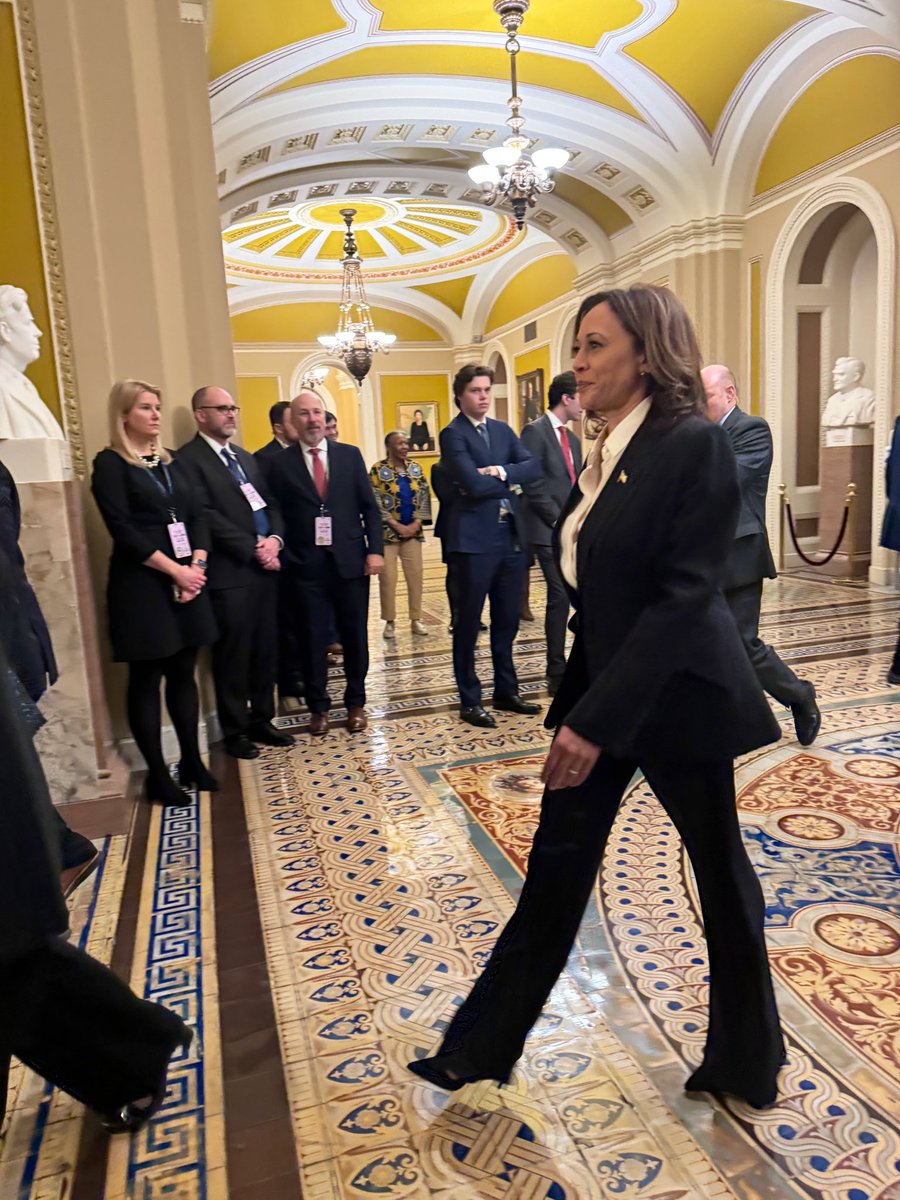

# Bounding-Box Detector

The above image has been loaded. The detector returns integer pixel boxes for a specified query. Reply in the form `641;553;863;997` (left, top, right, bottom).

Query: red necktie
558;425;576;484
309;446;327;499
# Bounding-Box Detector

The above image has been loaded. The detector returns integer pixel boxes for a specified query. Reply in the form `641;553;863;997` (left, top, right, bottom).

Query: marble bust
0;285;65;441
821;356;876;428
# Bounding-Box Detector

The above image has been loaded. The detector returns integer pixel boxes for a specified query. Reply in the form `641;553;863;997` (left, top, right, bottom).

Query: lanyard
146;462;178;521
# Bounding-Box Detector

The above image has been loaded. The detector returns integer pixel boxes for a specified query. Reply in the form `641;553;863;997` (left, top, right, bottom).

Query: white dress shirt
559;397;651;588
466;413;507;481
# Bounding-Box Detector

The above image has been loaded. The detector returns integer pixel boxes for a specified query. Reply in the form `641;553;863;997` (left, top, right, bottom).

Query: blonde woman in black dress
91;380;217;804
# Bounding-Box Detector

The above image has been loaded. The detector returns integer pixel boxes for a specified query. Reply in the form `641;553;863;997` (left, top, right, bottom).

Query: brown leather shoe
326;642;343;657
346;706;368;733
308;713;329;736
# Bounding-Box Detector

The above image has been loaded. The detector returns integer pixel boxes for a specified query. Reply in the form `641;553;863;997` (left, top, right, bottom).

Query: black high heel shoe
685;1068;778;1110
177;760;220;792
101;1026;194;1134
145;774;188;806
407;1051;510;1092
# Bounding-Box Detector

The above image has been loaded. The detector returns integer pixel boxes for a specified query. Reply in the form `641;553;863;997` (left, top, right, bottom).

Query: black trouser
276;568;305;693
435;754;783;1096
450;523;526;708
0;938;187;1125
534;543;569;685
890;622;900;675
294;559;370;713
209;573;278;739
725;581;813;707
126;646;203;783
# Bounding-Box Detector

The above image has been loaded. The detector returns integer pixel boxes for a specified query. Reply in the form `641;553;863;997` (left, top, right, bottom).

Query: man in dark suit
440;363;542;727
521;371;583;695
255;400;304;699
177;386;293;759
267;391;383;735
254;400;298;485
702;365;820;745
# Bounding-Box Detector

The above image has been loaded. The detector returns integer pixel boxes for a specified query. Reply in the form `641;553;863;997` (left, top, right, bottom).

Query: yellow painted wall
378;372;451;476
231;303;444;344
0;5;61;423
235;375;282;452
755;55;900;195
486;257;576;334
512;345;552;434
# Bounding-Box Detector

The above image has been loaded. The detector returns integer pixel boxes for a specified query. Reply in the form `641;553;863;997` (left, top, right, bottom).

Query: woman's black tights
126;647;201;784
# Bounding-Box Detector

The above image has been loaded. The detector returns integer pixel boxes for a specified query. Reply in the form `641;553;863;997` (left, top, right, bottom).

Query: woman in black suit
408;409;432;453
91;380;217;804
409;285;785;1109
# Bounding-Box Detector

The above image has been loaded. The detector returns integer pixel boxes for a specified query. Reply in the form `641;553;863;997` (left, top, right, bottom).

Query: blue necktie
477;422;511;516
221;448;270;538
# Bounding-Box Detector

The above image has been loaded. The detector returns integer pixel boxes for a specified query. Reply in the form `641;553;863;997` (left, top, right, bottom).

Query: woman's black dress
91;448;216;661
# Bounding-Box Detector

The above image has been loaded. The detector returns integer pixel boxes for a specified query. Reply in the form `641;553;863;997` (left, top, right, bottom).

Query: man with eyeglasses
177;387;294;759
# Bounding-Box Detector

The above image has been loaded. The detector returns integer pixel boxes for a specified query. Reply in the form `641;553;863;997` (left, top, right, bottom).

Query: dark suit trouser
0;938;186;1124
295;556;370;712
725;581;812;707
450;522;526;707
209;573;278;739
435;754;783;1095
534;543;569;684
276;568;305;692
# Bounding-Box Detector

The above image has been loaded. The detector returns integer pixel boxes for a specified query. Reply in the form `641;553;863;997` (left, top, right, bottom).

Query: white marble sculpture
0;284;65;440
821;356;876;428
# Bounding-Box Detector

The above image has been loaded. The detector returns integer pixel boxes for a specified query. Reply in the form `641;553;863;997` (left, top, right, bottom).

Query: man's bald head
291;389;326;446
701;364;739;423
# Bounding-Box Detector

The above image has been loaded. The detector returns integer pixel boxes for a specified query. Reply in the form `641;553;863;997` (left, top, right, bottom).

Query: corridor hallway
2;544;899;1199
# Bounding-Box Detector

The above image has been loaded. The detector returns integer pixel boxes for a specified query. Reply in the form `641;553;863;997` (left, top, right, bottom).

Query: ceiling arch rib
466;241;570;339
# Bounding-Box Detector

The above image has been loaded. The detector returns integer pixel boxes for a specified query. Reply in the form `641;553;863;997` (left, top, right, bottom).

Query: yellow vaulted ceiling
486;255;576;333
269;46;642;122
411;275;476;317
755;54;900;194
231;303;445;344
626;0;816;134
551;177;632;237
208;0;344;81
370;0;642;49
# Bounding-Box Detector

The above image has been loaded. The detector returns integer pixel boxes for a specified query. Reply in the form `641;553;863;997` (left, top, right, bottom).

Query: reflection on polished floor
2;543;899;1198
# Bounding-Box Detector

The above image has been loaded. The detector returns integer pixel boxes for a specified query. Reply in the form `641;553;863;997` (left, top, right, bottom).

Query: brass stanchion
844;482;856;579
778;483;786;572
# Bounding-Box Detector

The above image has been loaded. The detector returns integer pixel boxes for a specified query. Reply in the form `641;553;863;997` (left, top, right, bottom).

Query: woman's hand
172;563;206;596
541;725;601;791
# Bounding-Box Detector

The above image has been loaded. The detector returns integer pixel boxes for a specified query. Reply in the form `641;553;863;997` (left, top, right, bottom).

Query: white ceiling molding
466;241;570;340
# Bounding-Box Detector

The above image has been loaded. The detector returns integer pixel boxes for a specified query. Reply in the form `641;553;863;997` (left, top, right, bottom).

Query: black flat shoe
791;692;821;746
177;761;220;792
250;721;294;747
459;705;497;728
493;694;542;715
407;1052;509;1092
685;1068;777;1110
225;734;260;760
101;1026;194;1134
145;775;188;806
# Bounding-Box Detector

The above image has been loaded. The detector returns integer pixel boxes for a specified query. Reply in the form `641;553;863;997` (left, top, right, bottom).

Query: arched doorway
488;349;509;424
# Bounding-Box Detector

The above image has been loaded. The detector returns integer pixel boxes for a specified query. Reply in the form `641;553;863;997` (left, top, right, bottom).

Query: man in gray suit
520;371;583;694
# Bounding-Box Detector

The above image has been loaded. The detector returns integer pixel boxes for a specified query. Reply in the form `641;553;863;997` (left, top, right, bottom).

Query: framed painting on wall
396;402;437;453
517;368;545;429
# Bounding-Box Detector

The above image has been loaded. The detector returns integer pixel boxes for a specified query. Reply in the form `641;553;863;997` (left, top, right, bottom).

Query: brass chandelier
468;0;569;228
317;208;396;385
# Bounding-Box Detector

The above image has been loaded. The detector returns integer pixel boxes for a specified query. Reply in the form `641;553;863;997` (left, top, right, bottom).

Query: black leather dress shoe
888;669;900;686
101;1026;193;1134
407;1051;510;1092
225;734;260;759
493;694;542;715
250;721;294;747
460;705;497;728
684;1067;777;1110
791;695;821;746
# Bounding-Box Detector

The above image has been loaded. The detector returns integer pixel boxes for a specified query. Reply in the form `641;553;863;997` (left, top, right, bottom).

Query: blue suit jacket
438;413;541;554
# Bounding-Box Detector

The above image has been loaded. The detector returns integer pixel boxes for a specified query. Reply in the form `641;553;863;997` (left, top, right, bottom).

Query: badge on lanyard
240;481;267;511
315;515;333;546
168;520;191;558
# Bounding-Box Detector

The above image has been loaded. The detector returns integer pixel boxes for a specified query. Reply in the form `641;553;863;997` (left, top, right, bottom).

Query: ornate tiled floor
3;544;899;1197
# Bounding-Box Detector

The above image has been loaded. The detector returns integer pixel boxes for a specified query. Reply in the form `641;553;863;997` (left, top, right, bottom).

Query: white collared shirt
200;430;233;459
559;397;651;588
547;409;567;433
301;437;329;483
719;406;736;427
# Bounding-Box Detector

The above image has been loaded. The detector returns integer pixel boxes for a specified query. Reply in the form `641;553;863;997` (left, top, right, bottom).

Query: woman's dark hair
414;409;423;419
575;285;706;423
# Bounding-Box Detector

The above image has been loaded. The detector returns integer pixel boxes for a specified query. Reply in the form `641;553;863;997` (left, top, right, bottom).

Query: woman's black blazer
547;413;781;762
91;448;216;663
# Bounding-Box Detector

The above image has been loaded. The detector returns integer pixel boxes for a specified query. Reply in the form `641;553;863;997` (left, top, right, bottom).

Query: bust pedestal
818;426;873;578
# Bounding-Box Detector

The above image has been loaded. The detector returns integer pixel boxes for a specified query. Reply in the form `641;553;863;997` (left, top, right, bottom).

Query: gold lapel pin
617;470;628;484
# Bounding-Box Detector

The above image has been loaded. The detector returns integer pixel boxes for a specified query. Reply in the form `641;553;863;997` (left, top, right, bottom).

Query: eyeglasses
199;405;240;415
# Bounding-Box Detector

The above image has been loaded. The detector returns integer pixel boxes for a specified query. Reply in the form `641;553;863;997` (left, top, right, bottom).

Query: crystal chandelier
300;365;328;390
468;0;569;229
317;208;396;385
